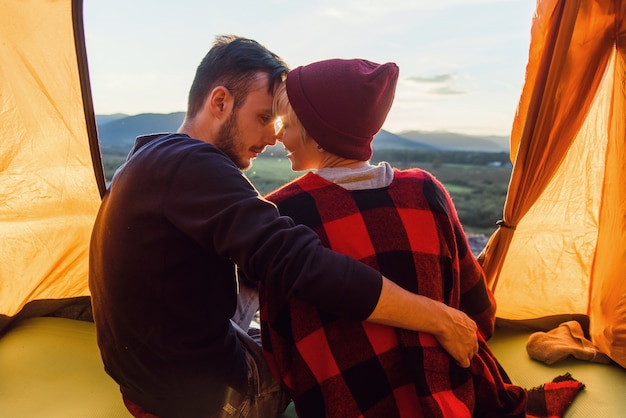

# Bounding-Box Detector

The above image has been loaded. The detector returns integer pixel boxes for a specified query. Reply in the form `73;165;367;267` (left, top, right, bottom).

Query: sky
83;0;536;136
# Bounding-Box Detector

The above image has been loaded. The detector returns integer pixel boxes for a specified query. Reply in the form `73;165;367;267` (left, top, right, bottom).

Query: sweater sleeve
163;145;382;320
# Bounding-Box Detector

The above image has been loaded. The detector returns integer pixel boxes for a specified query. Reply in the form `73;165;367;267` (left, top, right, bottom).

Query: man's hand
432;303;478;368
366;276;479;368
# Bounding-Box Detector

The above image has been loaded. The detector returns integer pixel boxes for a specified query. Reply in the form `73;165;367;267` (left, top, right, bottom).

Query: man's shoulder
111;133;239;190
131;133;212;154
128;133;234;168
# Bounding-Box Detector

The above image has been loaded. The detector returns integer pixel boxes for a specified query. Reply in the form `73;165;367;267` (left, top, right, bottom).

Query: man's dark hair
187;35;289;117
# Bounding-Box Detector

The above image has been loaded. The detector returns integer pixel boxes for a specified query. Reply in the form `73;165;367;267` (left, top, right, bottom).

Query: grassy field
245;157;300;194
102;152;511;237
415;162;511;236
247;156;511;236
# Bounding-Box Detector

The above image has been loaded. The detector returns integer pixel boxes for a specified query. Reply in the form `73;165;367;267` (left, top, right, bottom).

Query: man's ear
206;86;233;119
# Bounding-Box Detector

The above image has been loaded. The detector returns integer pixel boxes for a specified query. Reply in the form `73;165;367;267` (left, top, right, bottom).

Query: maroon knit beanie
285;58;399;161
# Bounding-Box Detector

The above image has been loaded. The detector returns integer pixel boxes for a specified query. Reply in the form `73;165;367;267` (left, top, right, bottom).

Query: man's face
214;74;277;170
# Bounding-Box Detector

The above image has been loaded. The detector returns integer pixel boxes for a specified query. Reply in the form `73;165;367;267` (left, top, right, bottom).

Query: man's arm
367;276;479;368
167;147;477;366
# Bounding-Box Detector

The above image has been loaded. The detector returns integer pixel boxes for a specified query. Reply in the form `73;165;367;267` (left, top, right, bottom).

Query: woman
259;58;527;418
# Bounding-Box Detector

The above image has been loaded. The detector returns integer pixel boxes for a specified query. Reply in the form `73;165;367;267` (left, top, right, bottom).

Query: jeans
214;280;290;418
232;279;260;331
123;280;288;418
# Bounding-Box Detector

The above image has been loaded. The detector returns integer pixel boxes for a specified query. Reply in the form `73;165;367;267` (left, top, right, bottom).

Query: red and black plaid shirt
261;169;527;417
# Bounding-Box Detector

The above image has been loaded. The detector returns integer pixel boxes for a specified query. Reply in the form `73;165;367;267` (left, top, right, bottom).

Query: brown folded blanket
525;373;585;418
526;320;612;365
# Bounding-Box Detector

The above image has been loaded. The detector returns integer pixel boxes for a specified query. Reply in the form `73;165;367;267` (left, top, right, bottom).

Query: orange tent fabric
0;0;103;333
1;0;624;371
480;0;626;367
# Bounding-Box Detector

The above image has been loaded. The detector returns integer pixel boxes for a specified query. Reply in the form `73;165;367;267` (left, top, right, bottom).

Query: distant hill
399;130;509;152
95;112;508;154
97;112;185;152
372;130;438;151
95;114;128;125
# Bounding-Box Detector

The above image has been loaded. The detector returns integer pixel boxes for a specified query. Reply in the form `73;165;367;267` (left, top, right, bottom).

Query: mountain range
95;112;510;154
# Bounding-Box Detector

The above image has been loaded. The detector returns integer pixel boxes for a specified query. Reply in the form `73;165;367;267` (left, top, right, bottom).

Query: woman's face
276;111;320;172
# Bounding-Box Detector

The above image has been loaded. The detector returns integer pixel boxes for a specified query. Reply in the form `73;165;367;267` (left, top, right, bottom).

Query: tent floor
0;317;624;417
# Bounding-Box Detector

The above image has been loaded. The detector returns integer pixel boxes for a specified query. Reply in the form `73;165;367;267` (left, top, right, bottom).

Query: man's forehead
244;87;273;106
247;71;272;92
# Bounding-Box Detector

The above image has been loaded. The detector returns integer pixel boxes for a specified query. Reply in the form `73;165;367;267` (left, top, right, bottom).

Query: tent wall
2;0;625;370
480;0;626;368
589;46;626;367
0;0;104;333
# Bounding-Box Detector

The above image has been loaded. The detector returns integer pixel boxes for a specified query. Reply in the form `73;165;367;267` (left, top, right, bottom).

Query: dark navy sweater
89;133;381;417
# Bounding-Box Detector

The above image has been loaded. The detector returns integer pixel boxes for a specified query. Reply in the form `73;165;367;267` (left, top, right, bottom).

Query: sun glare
274;117;284;135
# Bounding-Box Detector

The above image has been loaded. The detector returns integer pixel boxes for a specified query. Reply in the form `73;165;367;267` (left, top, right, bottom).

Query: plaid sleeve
526;373;585;418
422;172;497;339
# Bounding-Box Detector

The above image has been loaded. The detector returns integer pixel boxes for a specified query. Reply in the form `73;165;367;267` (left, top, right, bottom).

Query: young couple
89;35;526;417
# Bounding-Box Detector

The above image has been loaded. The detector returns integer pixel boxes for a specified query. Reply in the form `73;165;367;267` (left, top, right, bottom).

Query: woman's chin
286;155;298;170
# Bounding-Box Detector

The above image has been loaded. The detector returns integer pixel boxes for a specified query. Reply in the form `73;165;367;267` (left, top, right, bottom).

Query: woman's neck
317;154;370;170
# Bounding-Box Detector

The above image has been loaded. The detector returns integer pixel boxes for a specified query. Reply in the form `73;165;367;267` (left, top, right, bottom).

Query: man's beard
213;109;250;170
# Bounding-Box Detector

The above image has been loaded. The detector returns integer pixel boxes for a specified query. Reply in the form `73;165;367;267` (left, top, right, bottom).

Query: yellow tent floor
0;317;624;417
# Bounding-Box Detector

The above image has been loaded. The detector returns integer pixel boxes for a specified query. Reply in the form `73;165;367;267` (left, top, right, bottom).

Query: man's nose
262;136;277;148
268;126;284;145
266;129;278;146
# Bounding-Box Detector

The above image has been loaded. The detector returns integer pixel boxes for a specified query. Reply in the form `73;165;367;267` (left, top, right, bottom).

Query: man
89;35;478;418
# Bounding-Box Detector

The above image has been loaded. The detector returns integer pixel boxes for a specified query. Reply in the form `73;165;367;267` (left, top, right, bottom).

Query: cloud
404;73;466;95
407;74;455;83
430;86;465;95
